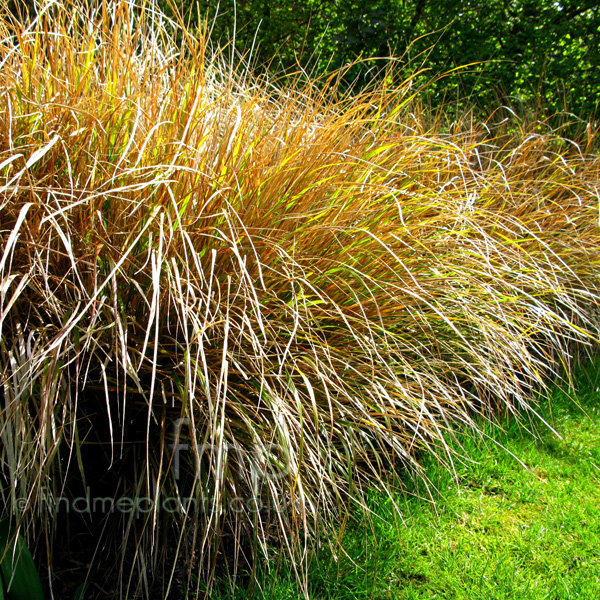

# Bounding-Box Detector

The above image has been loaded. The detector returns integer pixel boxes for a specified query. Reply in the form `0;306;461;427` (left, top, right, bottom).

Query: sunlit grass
0;0;599;597
216;363;600;599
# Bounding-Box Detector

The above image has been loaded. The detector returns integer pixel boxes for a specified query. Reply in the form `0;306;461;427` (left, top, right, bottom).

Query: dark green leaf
0;521;44;600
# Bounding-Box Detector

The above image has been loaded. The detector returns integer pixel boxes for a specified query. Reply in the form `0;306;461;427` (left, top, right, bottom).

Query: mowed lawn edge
214;363;600;599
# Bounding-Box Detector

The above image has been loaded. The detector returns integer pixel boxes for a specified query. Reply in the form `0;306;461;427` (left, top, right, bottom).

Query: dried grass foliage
0;1;599;596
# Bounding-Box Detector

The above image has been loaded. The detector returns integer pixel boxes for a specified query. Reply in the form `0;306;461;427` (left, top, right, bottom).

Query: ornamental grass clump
0;0;599;597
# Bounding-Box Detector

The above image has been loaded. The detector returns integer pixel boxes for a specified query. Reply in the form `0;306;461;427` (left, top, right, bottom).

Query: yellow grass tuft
0;1;599;597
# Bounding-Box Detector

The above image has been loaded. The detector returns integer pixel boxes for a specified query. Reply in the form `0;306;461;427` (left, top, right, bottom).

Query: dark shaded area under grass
215;363;600;599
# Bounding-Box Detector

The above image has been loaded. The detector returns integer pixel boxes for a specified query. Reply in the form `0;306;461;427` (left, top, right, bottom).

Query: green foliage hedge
159;0;600;118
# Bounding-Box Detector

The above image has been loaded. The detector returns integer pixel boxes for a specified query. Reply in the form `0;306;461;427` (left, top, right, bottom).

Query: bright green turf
210;363;600;599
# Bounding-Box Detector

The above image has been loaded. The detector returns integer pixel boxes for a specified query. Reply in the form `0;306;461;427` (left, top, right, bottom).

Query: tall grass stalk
0;1;599;597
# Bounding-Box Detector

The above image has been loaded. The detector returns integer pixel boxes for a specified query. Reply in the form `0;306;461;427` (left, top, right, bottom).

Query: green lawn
214;364;600;599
